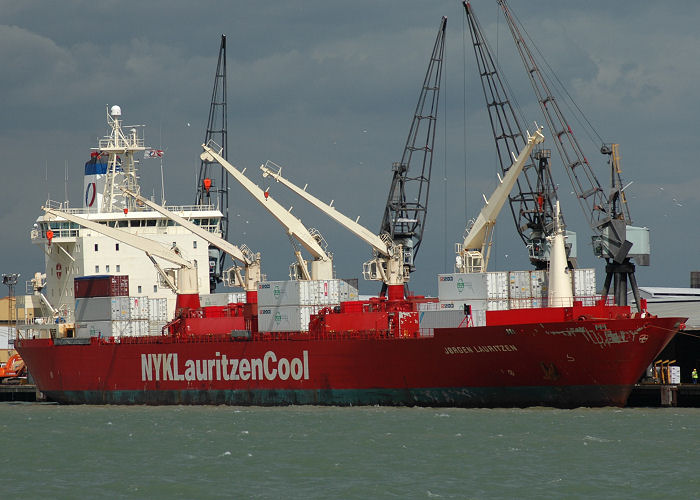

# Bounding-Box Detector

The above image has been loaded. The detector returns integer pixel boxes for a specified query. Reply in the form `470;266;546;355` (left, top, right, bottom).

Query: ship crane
42;207;201;311
121;189;261;303
456;128;545;273
260;163;408;301
498;0;649;310
200;143;334;281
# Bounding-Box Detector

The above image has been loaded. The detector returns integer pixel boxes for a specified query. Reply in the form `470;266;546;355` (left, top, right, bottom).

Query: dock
0;383;42;402
626;383;700;407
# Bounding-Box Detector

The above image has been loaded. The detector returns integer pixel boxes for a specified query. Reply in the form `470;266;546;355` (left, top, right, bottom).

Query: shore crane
42;207;201;311
122;189;261;303
260;163;408;301
497;0;649;309
200;143;334;281
463;2;566;269
379;17;446;277
456;128;545;273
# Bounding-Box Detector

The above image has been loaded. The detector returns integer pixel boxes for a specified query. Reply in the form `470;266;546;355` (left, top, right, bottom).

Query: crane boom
43;207;199;299
464;1;562;268
43;208;191;268
260;163;390;256
259;162;407;290
379;16;446;272
200;143;333;280
458;128;544;272
124;189;249;265
497;0;646;309
122;189;261;292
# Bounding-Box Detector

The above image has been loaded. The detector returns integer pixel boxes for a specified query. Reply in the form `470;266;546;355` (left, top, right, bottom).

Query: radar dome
110;105;122;116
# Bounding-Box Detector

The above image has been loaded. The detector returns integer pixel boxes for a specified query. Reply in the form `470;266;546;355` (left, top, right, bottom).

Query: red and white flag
144;149;164;159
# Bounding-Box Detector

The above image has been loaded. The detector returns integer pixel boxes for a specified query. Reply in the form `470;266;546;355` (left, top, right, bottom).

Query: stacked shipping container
73;275;167;338
257;279;359;332
421;269;597;332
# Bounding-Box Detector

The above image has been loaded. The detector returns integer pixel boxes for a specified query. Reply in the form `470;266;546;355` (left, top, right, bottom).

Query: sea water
0;404;697;499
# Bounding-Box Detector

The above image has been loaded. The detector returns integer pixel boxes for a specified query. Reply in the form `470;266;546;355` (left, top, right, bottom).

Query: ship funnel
110;105;122;117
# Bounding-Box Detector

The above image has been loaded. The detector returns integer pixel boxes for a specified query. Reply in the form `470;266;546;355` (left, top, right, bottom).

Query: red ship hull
16;308;683;408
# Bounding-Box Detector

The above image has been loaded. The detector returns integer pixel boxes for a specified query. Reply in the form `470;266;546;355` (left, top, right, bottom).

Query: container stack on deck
418;269;597;330
73;275;168;337
257;279;359;332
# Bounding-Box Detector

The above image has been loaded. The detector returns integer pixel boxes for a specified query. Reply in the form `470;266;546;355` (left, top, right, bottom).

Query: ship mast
100;105;145;212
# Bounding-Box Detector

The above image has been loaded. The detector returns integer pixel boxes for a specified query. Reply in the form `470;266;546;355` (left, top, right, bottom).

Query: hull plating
17;313;683;408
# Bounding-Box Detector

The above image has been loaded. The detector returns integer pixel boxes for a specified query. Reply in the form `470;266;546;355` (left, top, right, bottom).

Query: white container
486;272;509;300
486;299;509;311
199;292;247;307
437;273;488;301
573;268;597;299
257;305;324;332
531;270;548;299
418;310;469;329
74;296;131;321
257;279;358;307
148;320;167;336
670;366;681;384
509;271;532;300
148;298;168;321
128;297;150;320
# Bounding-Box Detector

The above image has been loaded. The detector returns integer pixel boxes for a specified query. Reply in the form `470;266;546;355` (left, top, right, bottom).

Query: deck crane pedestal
455;128;545;273
122;189;261;304
200;143;334;281
261;163;408;301
497;0;649;310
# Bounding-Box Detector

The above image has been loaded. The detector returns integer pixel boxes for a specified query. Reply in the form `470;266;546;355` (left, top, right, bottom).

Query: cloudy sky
1;0;698;296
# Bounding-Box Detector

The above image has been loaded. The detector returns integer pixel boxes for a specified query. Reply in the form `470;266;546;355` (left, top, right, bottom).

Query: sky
1;0;698;297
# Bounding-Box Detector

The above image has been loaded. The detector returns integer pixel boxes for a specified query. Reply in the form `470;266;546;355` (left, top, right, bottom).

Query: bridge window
94;244;98;251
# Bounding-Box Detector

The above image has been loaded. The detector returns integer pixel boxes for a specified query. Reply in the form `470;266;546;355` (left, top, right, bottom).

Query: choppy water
0;404;698;499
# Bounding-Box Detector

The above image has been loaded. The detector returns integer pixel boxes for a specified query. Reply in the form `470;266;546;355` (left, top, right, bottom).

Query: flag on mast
144;149;164;159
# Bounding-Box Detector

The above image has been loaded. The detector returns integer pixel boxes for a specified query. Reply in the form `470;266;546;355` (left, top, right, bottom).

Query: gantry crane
379;17;446;276
260;162;408;301
200;143;334;281
463;2;565;269
497;0;649;309
122;189;261;303
455;128;545;273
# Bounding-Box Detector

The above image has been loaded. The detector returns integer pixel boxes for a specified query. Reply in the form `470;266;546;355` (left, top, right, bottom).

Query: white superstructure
29;106;223;324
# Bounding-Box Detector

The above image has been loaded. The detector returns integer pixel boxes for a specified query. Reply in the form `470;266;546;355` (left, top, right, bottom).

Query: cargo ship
16;295;684;407
16;104;685;408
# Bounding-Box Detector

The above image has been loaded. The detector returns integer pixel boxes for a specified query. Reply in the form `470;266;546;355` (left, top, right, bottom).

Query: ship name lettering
141;350;310;383
444;344;518;355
